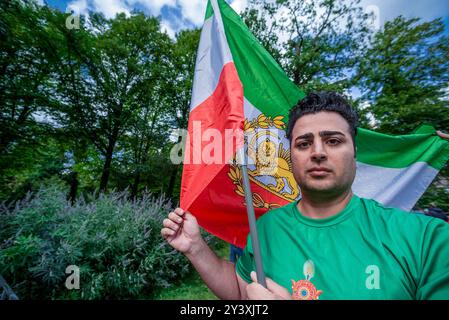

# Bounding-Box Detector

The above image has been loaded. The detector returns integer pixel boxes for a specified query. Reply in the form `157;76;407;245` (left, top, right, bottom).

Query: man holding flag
162;91;449;300
161;0;449;299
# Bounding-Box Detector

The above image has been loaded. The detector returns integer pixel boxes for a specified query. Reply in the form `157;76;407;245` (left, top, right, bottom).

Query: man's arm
161;208;291;300
184;234;249;300
161;208;247;300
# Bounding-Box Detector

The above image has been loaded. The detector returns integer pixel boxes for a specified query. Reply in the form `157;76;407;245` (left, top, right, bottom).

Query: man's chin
301;181;337;194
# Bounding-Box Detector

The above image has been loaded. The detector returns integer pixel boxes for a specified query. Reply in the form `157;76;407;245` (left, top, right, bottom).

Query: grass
153;238;231;300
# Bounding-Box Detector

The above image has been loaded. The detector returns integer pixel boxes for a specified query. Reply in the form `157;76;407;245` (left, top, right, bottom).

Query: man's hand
161;208;202;255
437;130;449;140
246;271;292;300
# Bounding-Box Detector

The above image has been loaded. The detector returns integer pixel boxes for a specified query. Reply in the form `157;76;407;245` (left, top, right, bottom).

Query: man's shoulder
358;196;409;215
357;196;447;230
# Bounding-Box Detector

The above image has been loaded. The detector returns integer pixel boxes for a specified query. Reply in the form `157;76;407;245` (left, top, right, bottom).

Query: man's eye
327;138;341;146
297;142;310;149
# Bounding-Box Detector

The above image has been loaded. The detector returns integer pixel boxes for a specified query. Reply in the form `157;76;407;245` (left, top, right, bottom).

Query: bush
0;186;217;299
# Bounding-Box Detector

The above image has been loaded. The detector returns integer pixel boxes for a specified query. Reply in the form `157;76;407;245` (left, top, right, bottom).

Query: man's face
290;111;356;198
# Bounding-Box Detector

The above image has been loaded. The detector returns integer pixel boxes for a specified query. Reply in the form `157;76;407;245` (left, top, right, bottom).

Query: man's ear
354;145;357;159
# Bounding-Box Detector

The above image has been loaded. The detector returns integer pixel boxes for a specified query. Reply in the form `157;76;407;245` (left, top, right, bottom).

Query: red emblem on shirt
292;279;323;300
292;260;323;300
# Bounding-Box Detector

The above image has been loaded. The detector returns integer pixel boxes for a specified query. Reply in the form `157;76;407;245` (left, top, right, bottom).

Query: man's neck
297;189;353;219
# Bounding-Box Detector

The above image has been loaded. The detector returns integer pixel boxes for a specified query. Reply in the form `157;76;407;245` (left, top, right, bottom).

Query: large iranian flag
180;0;449;248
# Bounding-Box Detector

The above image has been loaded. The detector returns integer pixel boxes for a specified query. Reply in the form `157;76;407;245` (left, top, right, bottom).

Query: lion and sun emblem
228;113;301;209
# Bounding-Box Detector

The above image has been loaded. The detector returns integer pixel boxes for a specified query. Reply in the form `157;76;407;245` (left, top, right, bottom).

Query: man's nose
311;141;327;162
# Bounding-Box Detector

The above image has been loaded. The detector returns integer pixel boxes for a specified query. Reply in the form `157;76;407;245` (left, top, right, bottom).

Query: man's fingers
168;211;183;223
437;130;449;140
161;227;175;238
246;280;272;300
266;278;292;300
250;271;291;300
173;208;186;216
266;278;285;292
163;218;180;231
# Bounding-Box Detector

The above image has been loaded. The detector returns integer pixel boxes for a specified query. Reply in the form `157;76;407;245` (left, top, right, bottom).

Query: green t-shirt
236;195;449;300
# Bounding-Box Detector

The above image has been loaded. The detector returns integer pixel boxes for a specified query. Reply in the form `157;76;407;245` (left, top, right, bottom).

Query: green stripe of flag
205;0;214;20
217;0;304;120
356;127;449;170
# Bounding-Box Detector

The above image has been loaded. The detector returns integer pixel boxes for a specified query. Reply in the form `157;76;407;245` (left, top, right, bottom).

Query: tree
164;29;200;200
54;12;172;192
355;16;449;134
0;1;69;201
0;1;61;157
241;0;374;92
118;84;172;198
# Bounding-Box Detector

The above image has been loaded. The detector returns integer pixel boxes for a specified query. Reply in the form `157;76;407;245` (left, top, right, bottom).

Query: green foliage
415;165;449;213
0;1;60;156
241;0;373;89
0;1;199;201
0;137;67;203
153;240;230;300
356;16;449;134
0;186;218;299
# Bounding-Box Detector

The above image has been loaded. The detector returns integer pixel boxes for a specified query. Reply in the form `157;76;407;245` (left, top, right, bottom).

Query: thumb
250;271;270;287
251;271;291;300
184;211;197;223
250;271;259;283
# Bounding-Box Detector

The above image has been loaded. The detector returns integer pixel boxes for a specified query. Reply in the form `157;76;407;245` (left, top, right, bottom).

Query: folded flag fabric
354;125;449;211
180;0;449;248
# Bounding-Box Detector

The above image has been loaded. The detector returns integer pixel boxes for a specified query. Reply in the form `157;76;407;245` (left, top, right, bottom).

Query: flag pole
236;136;267;288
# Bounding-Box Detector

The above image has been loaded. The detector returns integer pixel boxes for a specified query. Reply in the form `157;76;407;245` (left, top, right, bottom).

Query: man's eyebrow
294;131;345;141
295;133;313;141
319;131;345;137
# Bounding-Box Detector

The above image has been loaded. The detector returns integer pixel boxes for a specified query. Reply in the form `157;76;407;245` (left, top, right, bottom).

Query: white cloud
177;0;207;26
359;0;449;25
64;0;252;34
92;0;130;18
67;0;88;15
127;0;177;16
160;20;176;38
230;0;248;14
67;0;131;18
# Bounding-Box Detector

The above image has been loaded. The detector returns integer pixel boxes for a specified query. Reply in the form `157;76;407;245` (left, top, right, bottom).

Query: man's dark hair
286;91;358;148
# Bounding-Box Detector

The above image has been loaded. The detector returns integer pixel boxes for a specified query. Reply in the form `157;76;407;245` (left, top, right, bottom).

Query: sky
40;0;449;38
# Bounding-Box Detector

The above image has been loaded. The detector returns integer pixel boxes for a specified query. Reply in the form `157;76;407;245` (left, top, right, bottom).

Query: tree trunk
99;151;112;192
99;132;118;192
167;165;178;200
67;171;79;204
131;171;140;198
